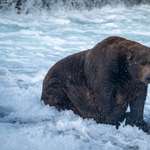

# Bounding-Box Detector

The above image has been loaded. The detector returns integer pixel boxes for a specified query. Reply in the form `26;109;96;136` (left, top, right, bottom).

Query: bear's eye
141;60;147;66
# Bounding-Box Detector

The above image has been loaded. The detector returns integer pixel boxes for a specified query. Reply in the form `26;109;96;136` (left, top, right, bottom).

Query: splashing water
0;1;150;150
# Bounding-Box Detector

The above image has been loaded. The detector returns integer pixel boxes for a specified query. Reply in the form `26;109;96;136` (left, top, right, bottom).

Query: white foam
0;4;150;150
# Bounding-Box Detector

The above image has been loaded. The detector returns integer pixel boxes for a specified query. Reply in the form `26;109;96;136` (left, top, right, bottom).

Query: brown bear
41;36;150;132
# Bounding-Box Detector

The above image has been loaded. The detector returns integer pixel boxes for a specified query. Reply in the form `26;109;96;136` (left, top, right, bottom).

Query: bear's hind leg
41;82;72;111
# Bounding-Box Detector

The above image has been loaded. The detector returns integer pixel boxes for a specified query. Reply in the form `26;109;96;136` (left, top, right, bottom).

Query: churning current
0;1;150;150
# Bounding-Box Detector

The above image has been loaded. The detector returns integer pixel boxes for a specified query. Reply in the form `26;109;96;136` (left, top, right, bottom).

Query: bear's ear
125;49;133;60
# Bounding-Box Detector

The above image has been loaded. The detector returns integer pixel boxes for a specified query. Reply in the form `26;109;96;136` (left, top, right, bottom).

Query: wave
0;0;150;13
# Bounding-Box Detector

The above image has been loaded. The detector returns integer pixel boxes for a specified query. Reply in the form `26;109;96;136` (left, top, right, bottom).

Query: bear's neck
110;57;132;85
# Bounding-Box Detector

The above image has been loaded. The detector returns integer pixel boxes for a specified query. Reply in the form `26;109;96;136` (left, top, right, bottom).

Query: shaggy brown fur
41;36;150;132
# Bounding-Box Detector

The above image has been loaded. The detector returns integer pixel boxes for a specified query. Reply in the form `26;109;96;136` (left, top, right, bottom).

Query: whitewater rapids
0;1;150;149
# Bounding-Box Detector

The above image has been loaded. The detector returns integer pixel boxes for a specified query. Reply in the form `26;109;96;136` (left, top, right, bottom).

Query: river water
0;1;150;150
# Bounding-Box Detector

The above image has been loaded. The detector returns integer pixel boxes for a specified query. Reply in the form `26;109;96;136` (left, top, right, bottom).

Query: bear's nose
145;74;150;83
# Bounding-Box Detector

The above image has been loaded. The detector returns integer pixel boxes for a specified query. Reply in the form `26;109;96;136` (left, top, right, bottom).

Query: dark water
1;0;150;13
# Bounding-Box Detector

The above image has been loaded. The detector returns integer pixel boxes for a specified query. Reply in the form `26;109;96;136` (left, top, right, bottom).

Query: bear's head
125;44;150;84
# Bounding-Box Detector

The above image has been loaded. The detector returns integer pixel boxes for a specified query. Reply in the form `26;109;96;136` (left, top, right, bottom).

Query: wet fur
41;36;150;132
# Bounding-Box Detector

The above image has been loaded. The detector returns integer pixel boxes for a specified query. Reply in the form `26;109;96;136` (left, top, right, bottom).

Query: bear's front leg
125;90;149;133
125;112;149;132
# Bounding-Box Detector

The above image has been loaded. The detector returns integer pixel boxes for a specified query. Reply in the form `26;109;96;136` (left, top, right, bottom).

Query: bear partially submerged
41;36;150;132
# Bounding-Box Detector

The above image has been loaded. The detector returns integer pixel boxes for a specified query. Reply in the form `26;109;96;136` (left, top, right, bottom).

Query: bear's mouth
145;74;150;84
146;77;150;83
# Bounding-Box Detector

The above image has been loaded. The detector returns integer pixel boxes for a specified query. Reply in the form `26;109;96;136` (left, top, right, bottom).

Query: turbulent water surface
1;1;150;150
